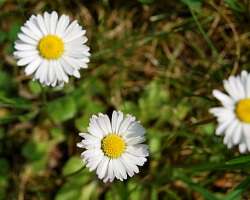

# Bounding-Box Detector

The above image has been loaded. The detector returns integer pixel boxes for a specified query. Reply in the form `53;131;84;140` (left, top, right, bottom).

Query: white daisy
209;70;250;153
77;110;149;182
13;11;90;87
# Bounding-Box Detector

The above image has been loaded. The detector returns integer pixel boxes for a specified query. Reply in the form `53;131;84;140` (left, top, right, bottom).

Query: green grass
0;0;250;199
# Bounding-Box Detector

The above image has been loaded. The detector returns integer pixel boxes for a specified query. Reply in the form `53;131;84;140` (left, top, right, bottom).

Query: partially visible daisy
14;11;90;87
77;110;149;182
209;70;250;153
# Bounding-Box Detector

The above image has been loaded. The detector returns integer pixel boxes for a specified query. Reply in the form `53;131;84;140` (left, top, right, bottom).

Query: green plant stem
186;0;223;63
164;117;217;148
41;87;47;107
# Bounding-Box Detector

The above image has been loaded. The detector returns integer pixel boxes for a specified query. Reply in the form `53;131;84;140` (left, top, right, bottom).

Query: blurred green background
0;0;250;199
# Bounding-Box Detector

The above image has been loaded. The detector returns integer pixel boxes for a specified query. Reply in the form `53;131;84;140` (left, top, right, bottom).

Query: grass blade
222;177;250;200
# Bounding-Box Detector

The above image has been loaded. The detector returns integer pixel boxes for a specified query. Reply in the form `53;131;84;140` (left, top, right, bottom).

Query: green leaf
226;156;250;165
137;0;155;3
55;183;82;200
0;96;31;109
0;158;10;175
222;177;250;200
75;100;105;132
18;109;39;121
0;70;12;94
62;156;85;176
78;181;98;200
119;101;140;118
55;181;98;200
22;141;50;161
22;138;63;174
62;156;92;183
181;0;202;7
139;80;171;125
50;128;65;139
184;161;250;172
0;129;4;139
75;115;90;132
48;96;77;122
28;80;42;95
199;124;215;136
176;173;218;200
26;156;48;174
7;21;20;53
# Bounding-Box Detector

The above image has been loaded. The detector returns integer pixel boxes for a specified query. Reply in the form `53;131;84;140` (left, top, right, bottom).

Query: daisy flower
209;70;250;153
77;110;149;182
13;11;90;87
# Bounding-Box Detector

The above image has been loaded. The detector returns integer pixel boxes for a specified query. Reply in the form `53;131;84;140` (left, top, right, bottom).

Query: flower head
14;11;90;87
210;70;250;153
77;110;149;182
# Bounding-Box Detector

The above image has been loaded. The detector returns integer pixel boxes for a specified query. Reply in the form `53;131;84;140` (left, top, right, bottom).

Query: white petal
106;159;115;182
125;144;149;157
223;120;238;145
123;122;146;139
62;55;80;69
64;51;87;58
111;111;118;133
21;26;40;41
56;14;70;37
239;142;247;153
16;55;37;66
64;38;88;49
118;115;136;136
63;29;86;43
39;59;49;84
18;33;38;45
33;61;45;80
58;57;73;75
212;89;235;107
15;43;36;51
223;78;238;101
232;122;242;145
14;50;39;58
119;156;134;177
115;111;124;134
126;137;146;145
97;157;110;180
61;20;79;38
97;116;111;135
66;36;88;47
73;70;81;78
236;76;246;99
88;118;106;139
215;120;232;136
48;60;56;84
246;74;250;98
88;155;104;172
56;60;69;83
25;20;43;39
242;123;250;151
121;153;139;173
24;56;43;75
44;12;51;34
112;159;122;180
116;157;128;180
50;11;58;35
37;14;48;36
51;78;57;87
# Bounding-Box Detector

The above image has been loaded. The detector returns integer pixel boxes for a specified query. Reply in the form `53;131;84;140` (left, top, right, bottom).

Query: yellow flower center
102;134;125;158
38;35;64;59
236;99;250;123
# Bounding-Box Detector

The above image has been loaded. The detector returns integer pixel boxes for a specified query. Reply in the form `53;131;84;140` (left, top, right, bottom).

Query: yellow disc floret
102;134;125;158
38;35;64;59
236;98;250;123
